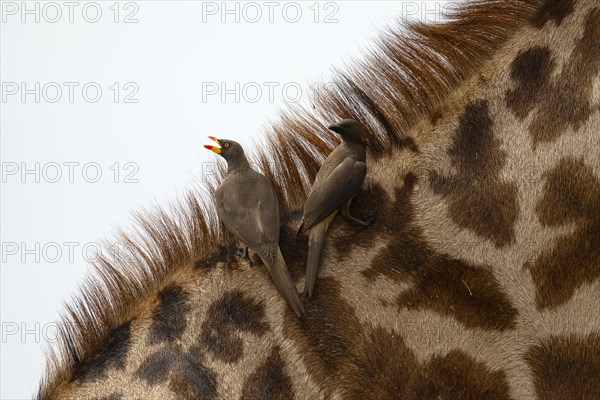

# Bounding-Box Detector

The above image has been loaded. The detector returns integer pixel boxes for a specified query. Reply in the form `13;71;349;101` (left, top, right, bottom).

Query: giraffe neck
39;1;600;399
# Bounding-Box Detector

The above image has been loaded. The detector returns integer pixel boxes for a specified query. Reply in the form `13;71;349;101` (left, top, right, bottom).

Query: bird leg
341;201;374;227
237;243;250;260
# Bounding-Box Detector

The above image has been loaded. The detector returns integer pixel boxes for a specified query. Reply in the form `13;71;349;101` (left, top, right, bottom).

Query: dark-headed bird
297;120;372;297
204;137;305;317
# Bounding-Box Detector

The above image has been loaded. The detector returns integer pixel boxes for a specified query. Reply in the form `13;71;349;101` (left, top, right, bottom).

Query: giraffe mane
38;0;541;397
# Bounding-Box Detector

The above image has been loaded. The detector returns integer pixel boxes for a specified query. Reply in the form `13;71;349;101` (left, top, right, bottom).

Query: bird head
327;119;366;145
203;137;245;161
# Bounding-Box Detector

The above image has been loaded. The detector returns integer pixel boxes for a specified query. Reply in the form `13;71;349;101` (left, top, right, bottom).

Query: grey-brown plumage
297;120;372;297
204;137;305;317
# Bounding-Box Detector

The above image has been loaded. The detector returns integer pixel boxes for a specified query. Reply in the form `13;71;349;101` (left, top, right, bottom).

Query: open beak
203;136;221;154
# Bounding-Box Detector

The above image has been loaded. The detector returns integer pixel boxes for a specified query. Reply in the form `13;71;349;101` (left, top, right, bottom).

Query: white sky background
0;1;451;398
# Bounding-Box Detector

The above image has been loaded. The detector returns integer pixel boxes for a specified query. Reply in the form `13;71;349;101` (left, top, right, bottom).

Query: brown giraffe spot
429;107;443;126
136;346;217;399
93;394;122;400
506;47;555;119
148;285;191;344
300;278;361;374
279;211;310;280
194;245;236;270
509;8;600;146
328;182;388;260
530;8;600;144
169;349;218;400
346;182;387;227
530;0;576;28
284;277;375;396
524;158;600;309
135;348;179;385
72;321;131;382
284;277;512;399
365;174;519;331
430;100;519;247
240;346;294;400
199;291;269;363
413;350;511;399
352;329;512;400
526;334;600;399
200;323;241;363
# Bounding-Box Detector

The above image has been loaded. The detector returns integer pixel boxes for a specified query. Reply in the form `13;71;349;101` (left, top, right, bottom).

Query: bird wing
312;146;347;186
216;172;280;263
253;174;280;244
302;158;366;230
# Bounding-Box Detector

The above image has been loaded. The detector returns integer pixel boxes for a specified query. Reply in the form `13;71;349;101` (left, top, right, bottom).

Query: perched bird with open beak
297;119;372;297
204;137;305;317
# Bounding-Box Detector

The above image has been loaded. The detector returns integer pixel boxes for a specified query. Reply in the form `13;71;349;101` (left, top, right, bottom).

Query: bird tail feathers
304;223;327;298
264;248;305;317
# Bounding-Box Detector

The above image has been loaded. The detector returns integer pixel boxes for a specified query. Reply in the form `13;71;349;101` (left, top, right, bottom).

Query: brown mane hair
38;0;541;398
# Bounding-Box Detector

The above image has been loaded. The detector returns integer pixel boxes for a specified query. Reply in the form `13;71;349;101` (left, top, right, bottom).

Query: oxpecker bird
204;137;305;317
297;120;372;297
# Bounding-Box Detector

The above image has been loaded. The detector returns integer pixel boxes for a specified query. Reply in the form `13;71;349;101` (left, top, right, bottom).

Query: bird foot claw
238;246;250;260
357;213;376;231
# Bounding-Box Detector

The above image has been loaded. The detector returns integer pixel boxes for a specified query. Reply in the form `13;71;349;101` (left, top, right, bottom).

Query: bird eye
224;143;230;148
